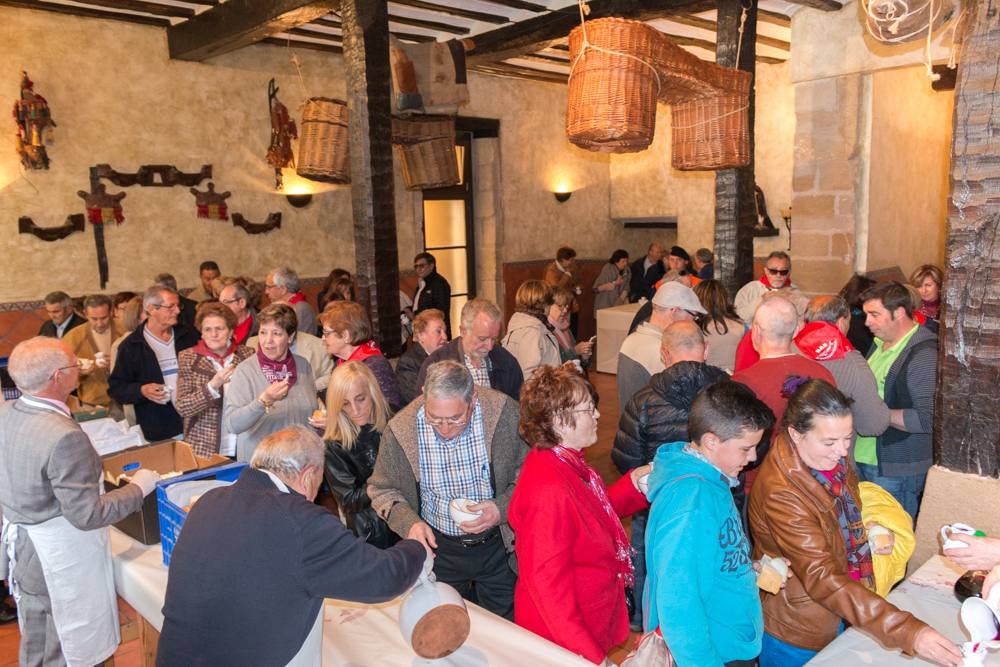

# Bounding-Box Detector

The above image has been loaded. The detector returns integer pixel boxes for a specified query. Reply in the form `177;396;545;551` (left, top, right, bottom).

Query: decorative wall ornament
78;183;126;225
18;214;85;241
265;79;297;190
93;163;212;188
190;182;231;220
232;212;281;234
13;71;56;170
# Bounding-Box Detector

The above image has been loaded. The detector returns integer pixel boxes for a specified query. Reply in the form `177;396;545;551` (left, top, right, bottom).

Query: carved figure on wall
265;78;297;190
190;182;231;220
13;71;56;170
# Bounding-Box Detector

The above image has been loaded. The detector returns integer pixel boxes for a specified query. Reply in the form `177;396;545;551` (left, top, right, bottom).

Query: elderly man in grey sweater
368;360;527;620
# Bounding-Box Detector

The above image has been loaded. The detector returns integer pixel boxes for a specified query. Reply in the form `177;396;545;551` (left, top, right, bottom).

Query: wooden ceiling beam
470;62;568;84
389;0;510;24
476;0;549;11
757;8;791;27
262;35;342;53
78;0;195;19
310;16;437;41
784;0;841;9
666;14;789;50
466;0;715;65
167;0;340;61
0;0;170;26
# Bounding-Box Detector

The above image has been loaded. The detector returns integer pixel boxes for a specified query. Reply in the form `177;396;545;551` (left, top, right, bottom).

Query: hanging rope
670;104;750;130
861;0;952;80
735;5;748;69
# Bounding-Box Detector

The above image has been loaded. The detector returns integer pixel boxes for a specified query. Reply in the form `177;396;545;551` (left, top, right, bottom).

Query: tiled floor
0;370;637;665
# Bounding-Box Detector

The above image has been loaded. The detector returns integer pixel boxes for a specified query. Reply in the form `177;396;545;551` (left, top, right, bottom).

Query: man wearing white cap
616;282;706;412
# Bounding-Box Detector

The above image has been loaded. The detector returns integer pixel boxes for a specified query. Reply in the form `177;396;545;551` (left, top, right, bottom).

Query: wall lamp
553;191;572;203
286;193;313;208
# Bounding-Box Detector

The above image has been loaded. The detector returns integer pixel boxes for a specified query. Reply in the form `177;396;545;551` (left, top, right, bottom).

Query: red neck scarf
550;445;634;586
919;299;940;320
343;340;383;364
287;291;305;305
794;321;854;361
760;273;789;290
256;345;297;387
193;338;239;365
233;314;253;345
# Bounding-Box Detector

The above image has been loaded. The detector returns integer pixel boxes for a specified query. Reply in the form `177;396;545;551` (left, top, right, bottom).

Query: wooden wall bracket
17;214;85;241
232;212;281;234
91;164;212;188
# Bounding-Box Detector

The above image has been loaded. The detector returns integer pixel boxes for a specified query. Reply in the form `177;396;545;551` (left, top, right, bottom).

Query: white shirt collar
261;469;290;493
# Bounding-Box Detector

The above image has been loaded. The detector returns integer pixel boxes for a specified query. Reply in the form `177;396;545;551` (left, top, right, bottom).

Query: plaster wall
867;66;952;273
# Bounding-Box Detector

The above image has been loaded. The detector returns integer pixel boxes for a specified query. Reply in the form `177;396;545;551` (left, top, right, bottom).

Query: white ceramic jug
398;558;471;659
960;579;1000;666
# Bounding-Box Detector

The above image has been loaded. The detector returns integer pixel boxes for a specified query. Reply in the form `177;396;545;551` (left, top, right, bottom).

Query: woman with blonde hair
502;280;560;380
322;361;397;548
909;264;943;333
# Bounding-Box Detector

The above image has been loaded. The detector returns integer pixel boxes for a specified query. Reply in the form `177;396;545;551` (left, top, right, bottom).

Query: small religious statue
265;78;297;190
13;71;56;170
190;182;232;220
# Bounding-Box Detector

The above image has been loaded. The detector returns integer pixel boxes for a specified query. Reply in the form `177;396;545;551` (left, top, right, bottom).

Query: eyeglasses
220;298;240;305
151;303;181;311
565;403;597;416
265;283;278;289
766;267;790;276
414;262;429;269
424;407;471;428
51;364;78;378
684;309;702;319
321;329;339;338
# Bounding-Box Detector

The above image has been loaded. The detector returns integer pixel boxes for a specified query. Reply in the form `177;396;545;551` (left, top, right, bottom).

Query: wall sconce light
286;193;313;208
553;191;572;203
780;206;792;251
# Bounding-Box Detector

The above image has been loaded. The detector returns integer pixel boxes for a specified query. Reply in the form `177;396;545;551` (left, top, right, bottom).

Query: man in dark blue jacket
158;426;426;666
614;321;728;630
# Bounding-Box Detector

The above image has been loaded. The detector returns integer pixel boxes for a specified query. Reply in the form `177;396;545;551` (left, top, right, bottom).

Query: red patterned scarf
811;462;875;589
256;345;298;387
551;445;634;586
794;321;854;361
287;291;305;305
193;338;238;365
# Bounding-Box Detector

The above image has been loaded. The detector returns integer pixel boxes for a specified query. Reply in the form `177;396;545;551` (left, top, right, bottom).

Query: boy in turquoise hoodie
644;381;774;666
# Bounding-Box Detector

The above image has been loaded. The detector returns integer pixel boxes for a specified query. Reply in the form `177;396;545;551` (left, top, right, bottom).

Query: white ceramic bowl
448;498;482;526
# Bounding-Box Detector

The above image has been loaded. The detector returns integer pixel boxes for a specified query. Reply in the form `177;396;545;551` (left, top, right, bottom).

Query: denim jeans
855;463;927;521
630;509;648;628
759;632;818;667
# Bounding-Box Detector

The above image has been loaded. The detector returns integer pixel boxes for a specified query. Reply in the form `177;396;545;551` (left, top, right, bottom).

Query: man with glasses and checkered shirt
369;360;526;620
109;285;198;441
733;251;804;323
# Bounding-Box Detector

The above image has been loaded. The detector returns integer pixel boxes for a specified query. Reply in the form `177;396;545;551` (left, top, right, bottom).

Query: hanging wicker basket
671;92;750;171
566;18;662;153
392;115;459;190
296;97;350;184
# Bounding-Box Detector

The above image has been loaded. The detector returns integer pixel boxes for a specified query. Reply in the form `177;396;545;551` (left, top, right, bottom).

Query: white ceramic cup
961;583;1000;645
943;523;979;550
636;474;650;496
94;351;107;368
78;358;95;372
448;498;482;527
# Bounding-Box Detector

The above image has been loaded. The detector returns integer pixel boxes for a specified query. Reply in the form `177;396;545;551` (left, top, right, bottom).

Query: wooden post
713;0;757;298
341;0;402;355
935;0;1000;476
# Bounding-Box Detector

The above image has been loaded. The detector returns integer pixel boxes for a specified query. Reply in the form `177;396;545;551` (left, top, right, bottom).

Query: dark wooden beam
517;52;570;65
667;14;789;50
78;0;195;19
470;63;568;84
342;0;402;356
466;0;714;65
713;0;757;296
0;0;169;27
936;0;1000;476
167;0;340;61
477;0;549;12
389;0;510;24
784;0;841;9
309;17;436;42
261;36;342;53
758;8;791;27
546;33;782;65
387;12;471;34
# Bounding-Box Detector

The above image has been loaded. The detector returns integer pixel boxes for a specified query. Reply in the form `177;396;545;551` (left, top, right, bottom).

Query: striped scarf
810;461;875;589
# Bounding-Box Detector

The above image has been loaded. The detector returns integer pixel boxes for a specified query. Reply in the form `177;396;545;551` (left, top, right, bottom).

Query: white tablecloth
595;302;642;374
109;529;591;666
808;555;998;665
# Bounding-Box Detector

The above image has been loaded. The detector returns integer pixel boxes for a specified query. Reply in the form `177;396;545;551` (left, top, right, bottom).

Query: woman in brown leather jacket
749;378;961;667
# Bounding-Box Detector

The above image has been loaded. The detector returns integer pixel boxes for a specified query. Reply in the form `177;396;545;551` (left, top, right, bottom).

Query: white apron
1;395;120;667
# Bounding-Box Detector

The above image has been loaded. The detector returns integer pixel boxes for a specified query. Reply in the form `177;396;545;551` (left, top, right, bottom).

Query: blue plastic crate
156;462;247;566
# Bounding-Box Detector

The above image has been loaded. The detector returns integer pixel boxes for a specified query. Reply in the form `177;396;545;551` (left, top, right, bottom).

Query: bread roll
757;564;784;595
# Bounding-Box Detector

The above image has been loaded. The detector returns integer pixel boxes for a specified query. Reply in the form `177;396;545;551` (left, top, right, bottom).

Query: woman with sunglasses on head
509;365;650;666
749;378;961;667
322;361;398;548
734;251;803;324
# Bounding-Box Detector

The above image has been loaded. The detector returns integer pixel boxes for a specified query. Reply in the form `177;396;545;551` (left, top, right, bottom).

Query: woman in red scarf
909;264;942;334
175;302;253;458
320;301;403;410
749;379;960;667
509;366;650;665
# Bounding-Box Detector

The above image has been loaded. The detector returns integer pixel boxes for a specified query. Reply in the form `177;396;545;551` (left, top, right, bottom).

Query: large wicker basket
863;0;959;44
392;115;459;190
566;18;662;153
296;97;350;184
671;90;750;170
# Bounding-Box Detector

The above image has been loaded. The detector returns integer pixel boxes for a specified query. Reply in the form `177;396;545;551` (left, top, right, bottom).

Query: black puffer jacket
324;425;399;549
612;361;729;473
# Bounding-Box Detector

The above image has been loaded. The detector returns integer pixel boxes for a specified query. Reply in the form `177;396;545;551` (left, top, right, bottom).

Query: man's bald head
660;320;706;367
752;296;799;346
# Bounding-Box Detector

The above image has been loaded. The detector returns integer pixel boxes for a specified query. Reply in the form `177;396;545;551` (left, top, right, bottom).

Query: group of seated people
11;250;967;667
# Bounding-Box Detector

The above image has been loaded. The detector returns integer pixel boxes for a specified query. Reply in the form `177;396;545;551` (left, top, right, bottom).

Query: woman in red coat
509;365;650;665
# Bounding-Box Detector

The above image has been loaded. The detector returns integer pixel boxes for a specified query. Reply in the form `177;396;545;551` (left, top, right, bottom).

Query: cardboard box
67;395;108;422
102;440;229;544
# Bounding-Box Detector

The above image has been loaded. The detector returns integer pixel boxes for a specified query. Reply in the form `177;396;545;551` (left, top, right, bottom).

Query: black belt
435;526;500;548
